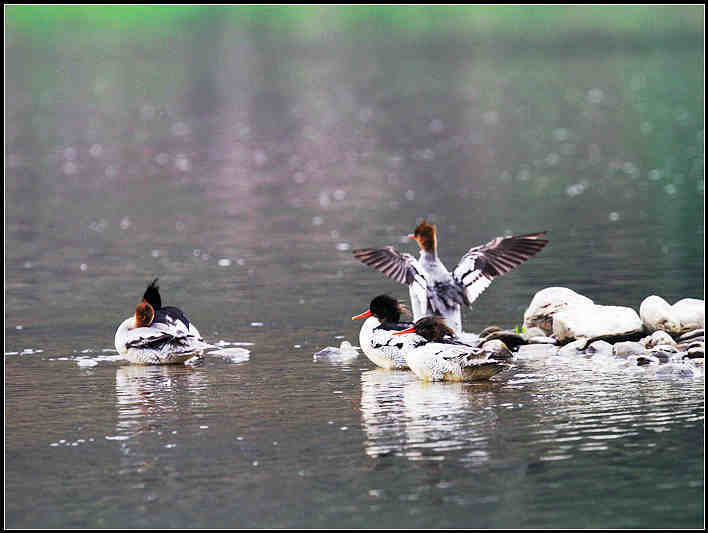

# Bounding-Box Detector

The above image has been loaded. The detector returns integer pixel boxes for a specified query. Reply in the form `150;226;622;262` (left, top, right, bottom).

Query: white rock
640;295;682;335
523;287;594;335
557;339;587;357
645;330;677;348
553;304;643;343
586;340;613;355
515;344;558;359
672;298;705;333
613;341;646;358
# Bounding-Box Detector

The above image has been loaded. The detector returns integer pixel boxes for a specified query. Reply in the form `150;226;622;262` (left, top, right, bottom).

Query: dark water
5;7;704;529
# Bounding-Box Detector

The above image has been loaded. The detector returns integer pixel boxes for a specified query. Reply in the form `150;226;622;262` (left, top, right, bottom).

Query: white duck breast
405;342;509;382
358;316;425;370
115;315;210;365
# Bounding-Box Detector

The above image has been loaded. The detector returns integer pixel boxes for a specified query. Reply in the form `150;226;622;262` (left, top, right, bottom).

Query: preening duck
352;294;425;370
393;316;510;382
114;279;211;365
353;221;548;335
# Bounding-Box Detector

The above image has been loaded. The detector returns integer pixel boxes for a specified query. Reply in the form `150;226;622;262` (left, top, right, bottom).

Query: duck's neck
419;248;438;262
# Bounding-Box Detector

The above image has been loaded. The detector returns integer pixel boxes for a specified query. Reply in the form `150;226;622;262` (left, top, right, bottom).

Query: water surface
5;6;704;529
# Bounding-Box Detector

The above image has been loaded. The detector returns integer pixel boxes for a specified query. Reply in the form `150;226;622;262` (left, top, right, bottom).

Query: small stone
586;340;613;356
480;326;502;337
480;330;527;348
516;344;559;359
677;329;704;342
643;330;677;348
686;346;705;359
613;341;646;358
526;335;557;345
557;339;587;357
522;326;547;339
636;355;660;366
479;339;513;360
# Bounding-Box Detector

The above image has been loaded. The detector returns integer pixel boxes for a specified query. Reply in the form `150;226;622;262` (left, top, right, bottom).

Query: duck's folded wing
352;247;425;286
453;232;548;306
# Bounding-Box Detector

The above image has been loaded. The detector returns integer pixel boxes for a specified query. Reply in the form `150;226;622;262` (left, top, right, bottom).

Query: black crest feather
142;278;162;309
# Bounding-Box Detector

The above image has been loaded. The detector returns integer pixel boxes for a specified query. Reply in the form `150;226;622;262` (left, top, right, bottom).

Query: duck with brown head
353;220;548;336
393;316;510;382
115;279;211;365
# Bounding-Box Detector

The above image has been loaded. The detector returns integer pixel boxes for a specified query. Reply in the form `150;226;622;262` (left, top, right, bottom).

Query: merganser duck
353;221;548;335
352;294;426;370
393;316;510;382
114;279;211;365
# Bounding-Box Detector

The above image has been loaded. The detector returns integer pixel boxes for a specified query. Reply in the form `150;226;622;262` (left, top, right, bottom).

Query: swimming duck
352;294;425;370
353;221;548;335
114;279;211;365
393;316;510;382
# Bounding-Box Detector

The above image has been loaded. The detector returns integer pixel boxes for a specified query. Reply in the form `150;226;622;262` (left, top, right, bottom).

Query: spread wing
453;232;548;306
352;247;423;286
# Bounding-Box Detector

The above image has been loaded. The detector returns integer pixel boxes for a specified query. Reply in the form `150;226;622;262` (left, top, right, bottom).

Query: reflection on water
114;365;209;438
361;368;503;463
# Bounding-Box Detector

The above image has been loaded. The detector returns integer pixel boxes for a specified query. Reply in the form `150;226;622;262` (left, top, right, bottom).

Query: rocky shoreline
474;287;704;372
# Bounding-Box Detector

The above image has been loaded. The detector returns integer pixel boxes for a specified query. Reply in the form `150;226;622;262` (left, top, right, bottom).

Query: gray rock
479;339;513;360
586;340;614;356
479;330;527;348
553;304;644;343
479;326;503;337
686;346;705;359
516;343;559;359
644;330;677;348
678;329;704;342
523;287;594;335
522;326;547;339
613;341;646;358
640;295;682;335
526;335;557;345
557;339;587;357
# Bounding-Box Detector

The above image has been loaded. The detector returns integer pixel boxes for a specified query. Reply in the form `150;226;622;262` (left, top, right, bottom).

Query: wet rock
642;330;677;349
479;326;503;337
672;298;705;333
636;355;660;366
479;330;527;348
678;329;704;342
553;304;643;343
522;326;547;339
640;295;682;335
523;287;594;335
516;343;559;359
685;345;705;359
586;340;613;356
479;339;513;360
613;341;646;358
557;339;586;357
526;335;557;345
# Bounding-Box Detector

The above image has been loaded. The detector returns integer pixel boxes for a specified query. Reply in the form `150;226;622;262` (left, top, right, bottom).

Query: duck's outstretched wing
352;247;425;286
453;231;548;306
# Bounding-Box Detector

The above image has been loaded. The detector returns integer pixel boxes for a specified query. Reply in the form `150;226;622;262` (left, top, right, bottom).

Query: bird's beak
352;310;372;320
392;326;416;335
407;234;415;239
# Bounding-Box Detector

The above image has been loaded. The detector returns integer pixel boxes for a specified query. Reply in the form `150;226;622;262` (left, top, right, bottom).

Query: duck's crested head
410;220;437;252
369;294;407;323
394;316;455;341
134;300;155;328
142;278;162;310
352;294;407;323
